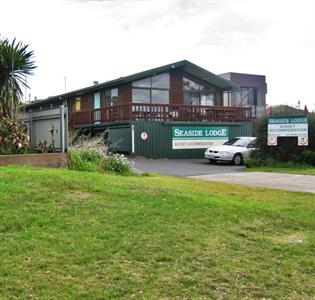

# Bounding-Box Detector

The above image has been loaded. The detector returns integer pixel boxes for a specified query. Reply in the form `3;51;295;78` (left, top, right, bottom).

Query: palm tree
0;38;36;118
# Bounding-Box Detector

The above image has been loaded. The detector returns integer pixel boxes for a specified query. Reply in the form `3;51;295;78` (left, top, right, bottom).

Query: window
132;77;151;88
132;89;150;103
111;88;118;98
201;94;214;106
105;88;119;107
94;92;100;109
75;97;81;111
152;73;170;89
151;90;169;104
183;77;215;106
132;73;170;105
229;87;256;106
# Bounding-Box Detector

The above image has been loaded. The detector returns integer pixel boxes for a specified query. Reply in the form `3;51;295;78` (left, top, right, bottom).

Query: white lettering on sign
172;139;228;149
174;129;203;137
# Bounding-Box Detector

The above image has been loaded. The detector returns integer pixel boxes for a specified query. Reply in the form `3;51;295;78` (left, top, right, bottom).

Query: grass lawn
0;166;315;299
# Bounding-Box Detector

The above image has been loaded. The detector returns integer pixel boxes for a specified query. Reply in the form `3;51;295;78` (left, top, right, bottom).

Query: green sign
267;116;308;146
172;126;229;149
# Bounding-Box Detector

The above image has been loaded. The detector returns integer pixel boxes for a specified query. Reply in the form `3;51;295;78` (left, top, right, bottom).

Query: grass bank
0;166;315;299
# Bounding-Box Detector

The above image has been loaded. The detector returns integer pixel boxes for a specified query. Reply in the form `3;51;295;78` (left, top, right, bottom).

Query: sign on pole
172;126;229;149
267;116;308;146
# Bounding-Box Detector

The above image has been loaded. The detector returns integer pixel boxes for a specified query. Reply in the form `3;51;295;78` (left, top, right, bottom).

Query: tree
0;38;36;118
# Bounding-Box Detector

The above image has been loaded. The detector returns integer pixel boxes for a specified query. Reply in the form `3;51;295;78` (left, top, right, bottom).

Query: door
108;126;131;154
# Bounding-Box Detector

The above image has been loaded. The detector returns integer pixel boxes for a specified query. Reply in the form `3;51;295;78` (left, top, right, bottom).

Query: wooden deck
70;103;252;128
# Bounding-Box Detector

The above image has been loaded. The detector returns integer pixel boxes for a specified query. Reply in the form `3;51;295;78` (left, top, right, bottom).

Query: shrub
68;149;103;172
68;149;134;175
292;150;315;166
0;117;30;154
70;131;108;157
102;154;133;176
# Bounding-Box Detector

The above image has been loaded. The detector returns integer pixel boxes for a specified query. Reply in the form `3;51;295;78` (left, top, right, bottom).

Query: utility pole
64;76;67;93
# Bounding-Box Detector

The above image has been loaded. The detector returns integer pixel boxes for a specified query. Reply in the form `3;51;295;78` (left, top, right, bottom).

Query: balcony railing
70;103;252;128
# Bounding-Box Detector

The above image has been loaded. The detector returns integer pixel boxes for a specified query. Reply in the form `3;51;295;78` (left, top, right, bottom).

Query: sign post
267;116;308;146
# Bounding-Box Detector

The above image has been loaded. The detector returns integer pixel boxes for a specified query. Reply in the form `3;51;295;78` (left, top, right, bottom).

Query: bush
102;153;133;176
293;150;315;166
68;149;103;172
0;117;30;154
68;149;134;175
70;131;108;157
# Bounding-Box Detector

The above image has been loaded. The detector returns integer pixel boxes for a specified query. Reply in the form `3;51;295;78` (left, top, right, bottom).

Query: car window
223;138;240;145
223;138;249;147
246;140;256;148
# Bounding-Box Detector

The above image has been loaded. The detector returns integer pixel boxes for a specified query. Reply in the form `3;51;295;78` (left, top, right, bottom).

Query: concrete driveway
132;158;315;194
190;172;315;194
132;158;244;176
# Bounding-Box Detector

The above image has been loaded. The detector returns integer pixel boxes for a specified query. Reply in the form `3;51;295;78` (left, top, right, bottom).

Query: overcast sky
1;0;315;109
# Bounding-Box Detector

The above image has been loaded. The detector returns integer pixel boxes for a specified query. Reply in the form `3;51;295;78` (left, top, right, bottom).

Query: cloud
196;12;272;48
1;0;314;108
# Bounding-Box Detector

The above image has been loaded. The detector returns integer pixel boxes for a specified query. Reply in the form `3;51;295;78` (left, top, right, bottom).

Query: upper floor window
183;77;215;106
132;73;170;104
132;73;170;89
224;87;257;107
105;88;119;106
75;97;81;111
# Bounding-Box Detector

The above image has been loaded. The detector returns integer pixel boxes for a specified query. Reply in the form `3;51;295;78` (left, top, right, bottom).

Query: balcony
70;103;252;128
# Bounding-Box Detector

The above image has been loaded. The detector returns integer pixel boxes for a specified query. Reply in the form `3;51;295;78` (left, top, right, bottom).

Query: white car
204;137;256;165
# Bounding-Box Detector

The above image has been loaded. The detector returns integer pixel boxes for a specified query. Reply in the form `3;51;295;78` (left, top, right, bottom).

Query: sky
1;0;315;110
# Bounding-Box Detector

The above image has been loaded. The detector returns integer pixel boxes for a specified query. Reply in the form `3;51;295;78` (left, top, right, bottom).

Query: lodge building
24;60;267;158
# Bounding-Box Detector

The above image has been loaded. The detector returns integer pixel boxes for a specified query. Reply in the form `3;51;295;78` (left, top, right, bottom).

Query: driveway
132;158;315;194
190;172;315;194
132;158;244;176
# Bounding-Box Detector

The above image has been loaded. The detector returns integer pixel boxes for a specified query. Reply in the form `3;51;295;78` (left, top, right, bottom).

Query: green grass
0;166;315;299
247;162;315;176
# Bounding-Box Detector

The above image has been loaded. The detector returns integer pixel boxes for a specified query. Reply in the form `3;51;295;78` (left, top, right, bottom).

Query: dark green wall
105;121;252;158
132;121;253;158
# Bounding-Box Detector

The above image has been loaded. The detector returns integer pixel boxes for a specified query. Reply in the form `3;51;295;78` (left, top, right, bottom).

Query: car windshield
223;138;250;147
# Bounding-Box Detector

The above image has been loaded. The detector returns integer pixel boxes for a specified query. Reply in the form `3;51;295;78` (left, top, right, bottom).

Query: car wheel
232;153;243;166
209;159;216;164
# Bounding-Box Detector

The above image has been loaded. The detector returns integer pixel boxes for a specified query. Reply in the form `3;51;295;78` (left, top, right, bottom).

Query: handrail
70;103;252;128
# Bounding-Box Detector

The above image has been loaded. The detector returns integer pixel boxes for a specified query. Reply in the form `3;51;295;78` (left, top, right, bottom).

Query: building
219;72;267;117
24;60;265;158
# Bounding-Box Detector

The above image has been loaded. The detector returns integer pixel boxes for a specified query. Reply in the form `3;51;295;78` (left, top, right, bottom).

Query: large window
223;87;257;106
132;73;170;104
183;77;215;106
105;88;119;107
